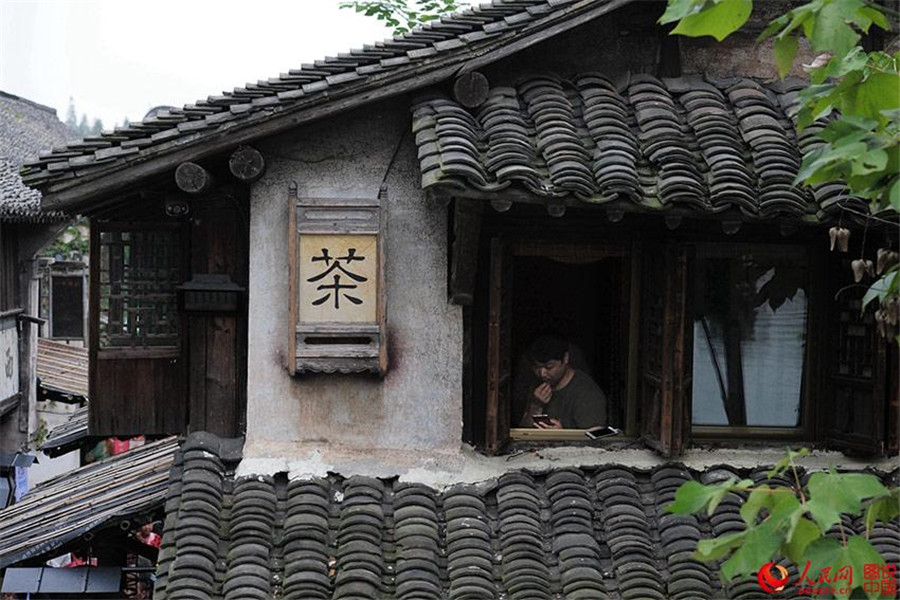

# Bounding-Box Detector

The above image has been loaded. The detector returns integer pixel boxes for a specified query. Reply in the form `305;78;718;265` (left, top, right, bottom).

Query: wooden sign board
289;193;387;375
0;314;19;403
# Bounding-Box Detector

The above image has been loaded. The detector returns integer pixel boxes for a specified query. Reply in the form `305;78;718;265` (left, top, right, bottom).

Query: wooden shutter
639;243;692;457
822;255;889;455
486;237;512;455
89;221;188;436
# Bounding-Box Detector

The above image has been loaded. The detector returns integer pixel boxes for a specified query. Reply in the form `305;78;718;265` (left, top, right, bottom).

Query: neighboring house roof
154;433;900;600
0;436;178;569
0;91;73;223
39;405;88;457
414;73;865;222
21;0;635;211
36;338;89;398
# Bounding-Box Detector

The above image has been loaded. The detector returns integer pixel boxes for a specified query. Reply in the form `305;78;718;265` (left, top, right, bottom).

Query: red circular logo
758;562;790;593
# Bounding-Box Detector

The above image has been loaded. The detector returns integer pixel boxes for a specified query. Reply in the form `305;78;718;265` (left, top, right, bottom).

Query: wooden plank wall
187;192;249;437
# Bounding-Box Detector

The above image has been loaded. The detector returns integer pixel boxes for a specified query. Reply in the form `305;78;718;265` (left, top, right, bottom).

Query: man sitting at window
525;334;608;429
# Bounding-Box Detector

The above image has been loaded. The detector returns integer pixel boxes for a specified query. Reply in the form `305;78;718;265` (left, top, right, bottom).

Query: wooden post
229;146;266;183
453;71;490;108
175;162;213;195
450;199;483;306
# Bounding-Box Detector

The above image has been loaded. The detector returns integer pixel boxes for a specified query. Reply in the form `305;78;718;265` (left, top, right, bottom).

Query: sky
0;0;393;129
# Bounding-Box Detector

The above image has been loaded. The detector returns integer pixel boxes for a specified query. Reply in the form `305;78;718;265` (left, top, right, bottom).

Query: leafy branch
669;448;899;599
338;0;466;35
661;0;899;341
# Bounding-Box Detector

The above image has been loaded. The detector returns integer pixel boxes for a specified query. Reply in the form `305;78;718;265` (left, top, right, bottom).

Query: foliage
339;0;467;35
669;449;898;599
42;221;89;260
661;0;899;340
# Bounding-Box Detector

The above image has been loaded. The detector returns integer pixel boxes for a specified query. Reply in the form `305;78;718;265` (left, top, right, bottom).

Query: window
473;229;893;457
691;246;810;436
98;228;181;350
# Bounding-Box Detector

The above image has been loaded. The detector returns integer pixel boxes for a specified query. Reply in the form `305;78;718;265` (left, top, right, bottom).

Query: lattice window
99;229;181;349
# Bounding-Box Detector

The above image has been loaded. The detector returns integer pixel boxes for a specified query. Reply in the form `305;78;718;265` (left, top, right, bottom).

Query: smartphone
585;425;621;440
532;414;553;425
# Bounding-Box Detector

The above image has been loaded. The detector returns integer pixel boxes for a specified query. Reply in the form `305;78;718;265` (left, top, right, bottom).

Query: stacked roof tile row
19;0;622;195
413;73;870;221
154;436;899;600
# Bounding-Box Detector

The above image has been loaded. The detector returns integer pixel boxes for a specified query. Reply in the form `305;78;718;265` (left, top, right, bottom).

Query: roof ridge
23;0;621;208
0;90;60;117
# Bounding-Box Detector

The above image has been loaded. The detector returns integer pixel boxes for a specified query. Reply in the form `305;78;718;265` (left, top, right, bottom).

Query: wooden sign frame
288;190;387;375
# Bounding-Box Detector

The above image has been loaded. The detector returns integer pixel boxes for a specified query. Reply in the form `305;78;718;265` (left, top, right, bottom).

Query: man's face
531;353;569;387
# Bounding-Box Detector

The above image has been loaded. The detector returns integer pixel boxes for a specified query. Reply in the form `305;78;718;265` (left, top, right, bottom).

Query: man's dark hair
526;334;569;363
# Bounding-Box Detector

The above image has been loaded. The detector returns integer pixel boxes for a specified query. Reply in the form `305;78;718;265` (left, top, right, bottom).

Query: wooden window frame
689;242;816;442
91;221;186;360
488;237;641;447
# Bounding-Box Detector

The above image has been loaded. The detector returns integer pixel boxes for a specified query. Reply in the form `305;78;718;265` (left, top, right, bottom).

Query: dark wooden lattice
99;230;181;349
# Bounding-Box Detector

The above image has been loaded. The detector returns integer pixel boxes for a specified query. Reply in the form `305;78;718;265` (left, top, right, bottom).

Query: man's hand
533;382;552;404
535;417;562;429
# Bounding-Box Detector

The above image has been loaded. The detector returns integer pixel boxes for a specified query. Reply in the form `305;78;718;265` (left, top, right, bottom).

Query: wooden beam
228;146;266;183
175;162;213;195
450;199;484;306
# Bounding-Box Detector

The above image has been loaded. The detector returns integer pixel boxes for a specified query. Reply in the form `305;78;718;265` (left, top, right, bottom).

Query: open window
90;222;187;436
486;238;635;452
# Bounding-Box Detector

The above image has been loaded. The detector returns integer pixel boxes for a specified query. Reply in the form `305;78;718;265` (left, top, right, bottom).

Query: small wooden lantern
289;191;387;375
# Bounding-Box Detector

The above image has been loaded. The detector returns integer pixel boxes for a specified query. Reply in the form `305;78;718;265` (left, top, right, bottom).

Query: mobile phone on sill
585;425;621;440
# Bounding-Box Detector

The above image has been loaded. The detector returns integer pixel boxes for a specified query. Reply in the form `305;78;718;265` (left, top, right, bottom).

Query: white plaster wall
245;102;462;460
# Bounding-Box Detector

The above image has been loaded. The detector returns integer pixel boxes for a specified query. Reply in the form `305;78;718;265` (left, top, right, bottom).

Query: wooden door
90;223;187;436
822;254;889;455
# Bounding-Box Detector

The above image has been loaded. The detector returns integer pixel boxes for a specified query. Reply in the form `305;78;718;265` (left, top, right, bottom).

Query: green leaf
857;5;889;31
863;270;899;308
671;0;752;41
889;179;900;211
851;149;888;175
668;479;751;515
696;530;747;561
775;34;799;78
659;0;705;24
720;521;783;581
805;472;889;533
784;516;822;563
803;536;885;600
767;447;810;478
843;73;900;124
864;488;900;533
811;0;863;58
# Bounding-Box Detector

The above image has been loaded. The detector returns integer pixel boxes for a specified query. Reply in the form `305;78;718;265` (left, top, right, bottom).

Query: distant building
0;90;75;503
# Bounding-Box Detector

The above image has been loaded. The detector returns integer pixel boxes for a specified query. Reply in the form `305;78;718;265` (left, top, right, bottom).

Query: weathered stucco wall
245;102;462;459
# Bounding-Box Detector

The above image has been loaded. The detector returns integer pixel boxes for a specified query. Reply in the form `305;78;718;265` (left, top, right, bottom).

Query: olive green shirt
546;369;607;429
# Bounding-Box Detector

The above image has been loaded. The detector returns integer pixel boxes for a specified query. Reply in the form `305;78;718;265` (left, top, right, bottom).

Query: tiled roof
39;405;88;456
0;92;73;222
155;434;899;600
21;0;634;208
413;73;872;222
36;338;89;398
0;436;178;569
